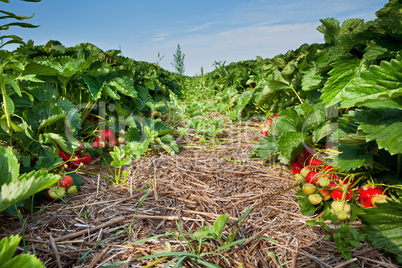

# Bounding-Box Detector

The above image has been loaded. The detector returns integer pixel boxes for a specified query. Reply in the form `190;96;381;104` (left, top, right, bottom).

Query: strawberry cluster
260;114;279;136
45;175;77;201
58;141;91;168
91;129;120;149
292;147;388;221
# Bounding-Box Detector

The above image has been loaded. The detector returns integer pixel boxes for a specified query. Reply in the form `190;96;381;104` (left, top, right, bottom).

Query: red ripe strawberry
101;129;115;141
297;156;306;165
92;137;104;148
306;171;318;185
108;139;119;149
76;141;83;154
302;148;318;159
359;185;386;208
80;153;91;164
265;118;272;124
324;165;335;173
302;149;311;159
324;165;338;179
272;114;279;119
308;157;322;167
371;194;387;207
56;175;74;190
260;129;269;136
68;155;81;168
58;149;71;162
291;162;303;175
331;188;353;201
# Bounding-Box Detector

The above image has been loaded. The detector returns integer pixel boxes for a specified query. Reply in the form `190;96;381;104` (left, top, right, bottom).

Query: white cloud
185;21;220;33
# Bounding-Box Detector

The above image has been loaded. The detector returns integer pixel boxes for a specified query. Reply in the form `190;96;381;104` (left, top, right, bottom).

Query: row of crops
195;0;402;263
0;0;401;266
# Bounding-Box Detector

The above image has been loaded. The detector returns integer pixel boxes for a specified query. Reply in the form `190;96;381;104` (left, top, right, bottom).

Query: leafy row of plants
181;0;402;265
247;1;402;264
0;0;184;215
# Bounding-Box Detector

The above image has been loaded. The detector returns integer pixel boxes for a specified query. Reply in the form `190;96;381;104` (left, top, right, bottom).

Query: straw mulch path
0;120;399;268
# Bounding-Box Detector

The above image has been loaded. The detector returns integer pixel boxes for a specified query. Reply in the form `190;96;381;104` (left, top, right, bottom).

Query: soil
0;119;399;268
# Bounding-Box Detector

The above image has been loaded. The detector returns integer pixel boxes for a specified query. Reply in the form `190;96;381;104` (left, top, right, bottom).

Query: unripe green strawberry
317;175;330;188
300;166;311;178
336;210;350;221
67;185;78;194
308;193;322;205
117;136;126;144
294;173;304;182
302;183;317;195
331;200;351;214
46;186;66;201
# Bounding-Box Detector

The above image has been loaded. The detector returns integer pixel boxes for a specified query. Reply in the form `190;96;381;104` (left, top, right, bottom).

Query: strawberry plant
0;147;60;213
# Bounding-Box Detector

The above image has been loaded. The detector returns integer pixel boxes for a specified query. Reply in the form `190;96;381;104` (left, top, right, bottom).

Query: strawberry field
0;1;402;267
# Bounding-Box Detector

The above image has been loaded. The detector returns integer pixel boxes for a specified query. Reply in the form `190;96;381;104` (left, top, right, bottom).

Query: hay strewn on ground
0;119;399;267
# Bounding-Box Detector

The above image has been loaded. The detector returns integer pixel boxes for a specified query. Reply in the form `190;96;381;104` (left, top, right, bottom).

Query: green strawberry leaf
320;55;366;107
0;252;45;268
109;76;137;98
313;122;338;144
296;189;317;217
0;235;21;265
359;197;402;265
277;132;304;158
301;67;325;91
23;101;65;132
250;134;278;159
83;75;105;100
332;143;375;171
340;55;402;109
0;170;60;212
30;83;59;102
276;108;304;133
354;108;402;155
0;147;19;186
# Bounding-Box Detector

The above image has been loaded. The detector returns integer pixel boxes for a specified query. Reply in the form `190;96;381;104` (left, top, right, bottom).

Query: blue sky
5;0;389;76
